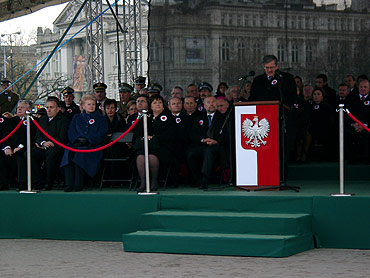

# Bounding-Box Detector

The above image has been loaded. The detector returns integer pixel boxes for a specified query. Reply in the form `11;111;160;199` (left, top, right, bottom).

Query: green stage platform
0;163;370;257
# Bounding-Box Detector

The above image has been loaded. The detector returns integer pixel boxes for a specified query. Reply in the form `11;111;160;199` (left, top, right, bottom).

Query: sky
0;3;68;45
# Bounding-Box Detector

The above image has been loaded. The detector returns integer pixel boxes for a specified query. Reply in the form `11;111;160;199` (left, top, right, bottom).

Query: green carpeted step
140;211;311;235
160;195;313;213
122;231;314;257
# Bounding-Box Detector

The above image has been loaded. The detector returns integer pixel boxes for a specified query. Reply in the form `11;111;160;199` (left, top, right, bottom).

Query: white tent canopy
0;0;68;22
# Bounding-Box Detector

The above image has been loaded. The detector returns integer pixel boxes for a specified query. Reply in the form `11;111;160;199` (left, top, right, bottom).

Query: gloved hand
73;137;89;147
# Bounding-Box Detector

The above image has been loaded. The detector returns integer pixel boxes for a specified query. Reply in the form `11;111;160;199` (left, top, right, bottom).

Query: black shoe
74;187;83;192
199;176;208;190
16;183;26;192
136;185;145;193
0;184;9;191
64;186;73;192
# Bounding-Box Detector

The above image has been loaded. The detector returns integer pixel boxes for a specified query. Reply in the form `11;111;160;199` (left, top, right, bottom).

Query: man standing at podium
249;55;296;106
249;55;297;184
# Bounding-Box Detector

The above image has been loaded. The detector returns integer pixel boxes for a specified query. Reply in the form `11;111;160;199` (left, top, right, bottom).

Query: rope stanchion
331;104;353;197
346;110;370;133
31;118;139;153
0;119;24;144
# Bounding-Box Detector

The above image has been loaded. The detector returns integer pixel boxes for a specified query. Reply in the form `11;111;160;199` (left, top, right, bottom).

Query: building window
114;47;118;66
229;14;233;25
291;16;296;29
237;41;246;61
298;16;303;29
149;41;160;62
221;13;226;25
277;16;282;28
306;45;312;63
54;51;60;74
237;15;242;26
252;16;257;27
278;44;285;62
305;17;310;29
328;45;336;63
168;40;174;62
292;45;299;63
244;15;249;26
253;42;260;62
221;41;230;62
260;16;265;27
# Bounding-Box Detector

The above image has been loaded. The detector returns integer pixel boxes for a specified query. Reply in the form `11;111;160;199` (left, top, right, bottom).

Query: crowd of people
0;54;369;192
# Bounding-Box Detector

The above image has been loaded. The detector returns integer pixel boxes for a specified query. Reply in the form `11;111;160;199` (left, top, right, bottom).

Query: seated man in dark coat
32;97;70;190
345;79;370;164
2;100;35;191
185;96;229;190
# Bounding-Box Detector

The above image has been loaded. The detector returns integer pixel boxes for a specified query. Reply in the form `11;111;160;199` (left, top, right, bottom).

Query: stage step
159;195;313;213
140;210;311;235
123;231;314;257
123;209;314;257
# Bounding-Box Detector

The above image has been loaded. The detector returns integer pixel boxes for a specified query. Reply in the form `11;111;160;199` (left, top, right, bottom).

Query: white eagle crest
242;116;270;148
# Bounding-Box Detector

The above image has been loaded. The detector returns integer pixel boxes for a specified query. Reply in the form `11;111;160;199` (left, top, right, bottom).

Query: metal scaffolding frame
122;0;143;84
85;0;104;91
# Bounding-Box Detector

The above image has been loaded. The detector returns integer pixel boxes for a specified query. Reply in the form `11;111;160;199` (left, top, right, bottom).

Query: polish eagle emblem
242;116;270;148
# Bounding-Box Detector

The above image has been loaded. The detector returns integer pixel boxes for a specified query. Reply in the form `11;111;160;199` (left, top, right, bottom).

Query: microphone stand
254;72;300;192
207;76;251;192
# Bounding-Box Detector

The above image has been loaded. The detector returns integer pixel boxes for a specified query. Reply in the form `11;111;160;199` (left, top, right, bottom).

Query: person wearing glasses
249;55;297;184
126;95;149;132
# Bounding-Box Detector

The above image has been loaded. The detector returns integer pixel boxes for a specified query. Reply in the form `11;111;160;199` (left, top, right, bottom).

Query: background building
148;0;370;93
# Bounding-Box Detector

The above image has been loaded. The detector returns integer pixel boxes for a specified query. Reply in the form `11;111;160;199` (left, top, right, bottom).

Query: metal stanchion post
138;110;158;195
20;112;38;194
331;104;353;197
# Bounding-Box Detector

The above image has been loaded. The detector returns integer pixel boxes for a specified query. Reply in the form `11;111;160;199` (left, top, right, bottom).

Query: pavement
1;239;370;278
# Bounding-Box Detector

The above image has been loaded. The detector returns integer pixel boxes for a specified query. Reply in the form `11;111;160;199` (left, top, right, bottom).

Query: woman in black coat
133;95;175;192
307;87;334;160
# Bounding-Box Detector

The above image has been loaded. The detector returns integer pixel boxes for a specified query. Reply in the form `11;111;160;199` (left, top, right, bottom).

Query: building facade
148;0;370;92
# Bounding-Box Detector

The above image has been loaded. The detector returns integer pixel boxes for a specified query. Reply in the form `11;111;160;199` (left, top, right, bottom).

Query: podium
234;101;280;189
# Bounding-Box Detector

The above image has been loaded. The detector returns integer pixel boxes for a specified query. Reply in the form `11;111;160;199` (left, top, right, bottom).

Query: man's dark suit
32;112;69;188
185;111;229;188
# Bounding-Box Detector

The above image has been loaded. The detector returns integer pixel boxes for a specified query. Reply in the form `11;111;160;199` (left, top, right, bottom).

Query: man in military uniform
0;80;19;115
93;82;107;111
148;83;163;98
117;83;135;118
133;76;146;97
32;97;69;190
60;87;80;121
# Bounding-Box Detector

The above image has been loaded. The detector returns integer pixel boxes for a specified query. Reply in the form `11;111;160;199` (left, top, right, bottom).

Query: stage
1;163;370;257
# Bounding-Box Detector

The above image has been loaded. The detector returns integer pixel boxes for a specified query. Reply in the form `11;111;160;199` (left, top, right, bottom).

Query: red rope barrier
32;117;139;153
346;111;370;133
0;119;24;144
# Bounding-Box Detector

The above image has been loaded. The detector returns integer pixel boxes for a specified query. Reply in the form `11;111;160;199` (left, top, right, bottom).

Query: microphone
275;69;283;78
238;71;255;81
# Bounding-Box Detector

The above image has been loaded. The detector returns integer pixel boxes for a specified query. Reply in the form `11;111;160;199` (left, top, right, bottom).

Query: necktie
208;115;212;127
361;96;366;102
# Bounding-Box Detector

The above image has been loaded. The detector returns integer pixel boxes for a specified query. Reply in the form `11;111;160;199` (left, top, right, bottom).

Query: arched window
278;44;285;62
237;41;246;61
291;45;299;63
221;41;230;62
306;45;312;63
149;41;160;62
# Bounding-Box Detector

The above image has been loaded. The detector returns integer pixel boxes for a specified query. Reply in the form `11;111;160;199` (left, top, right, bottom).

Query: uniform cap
198;82;213;92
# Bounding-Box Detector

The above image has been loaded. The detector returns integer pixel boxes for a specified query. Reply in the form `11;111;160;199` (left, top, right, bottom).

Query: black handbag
133;136;160;151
